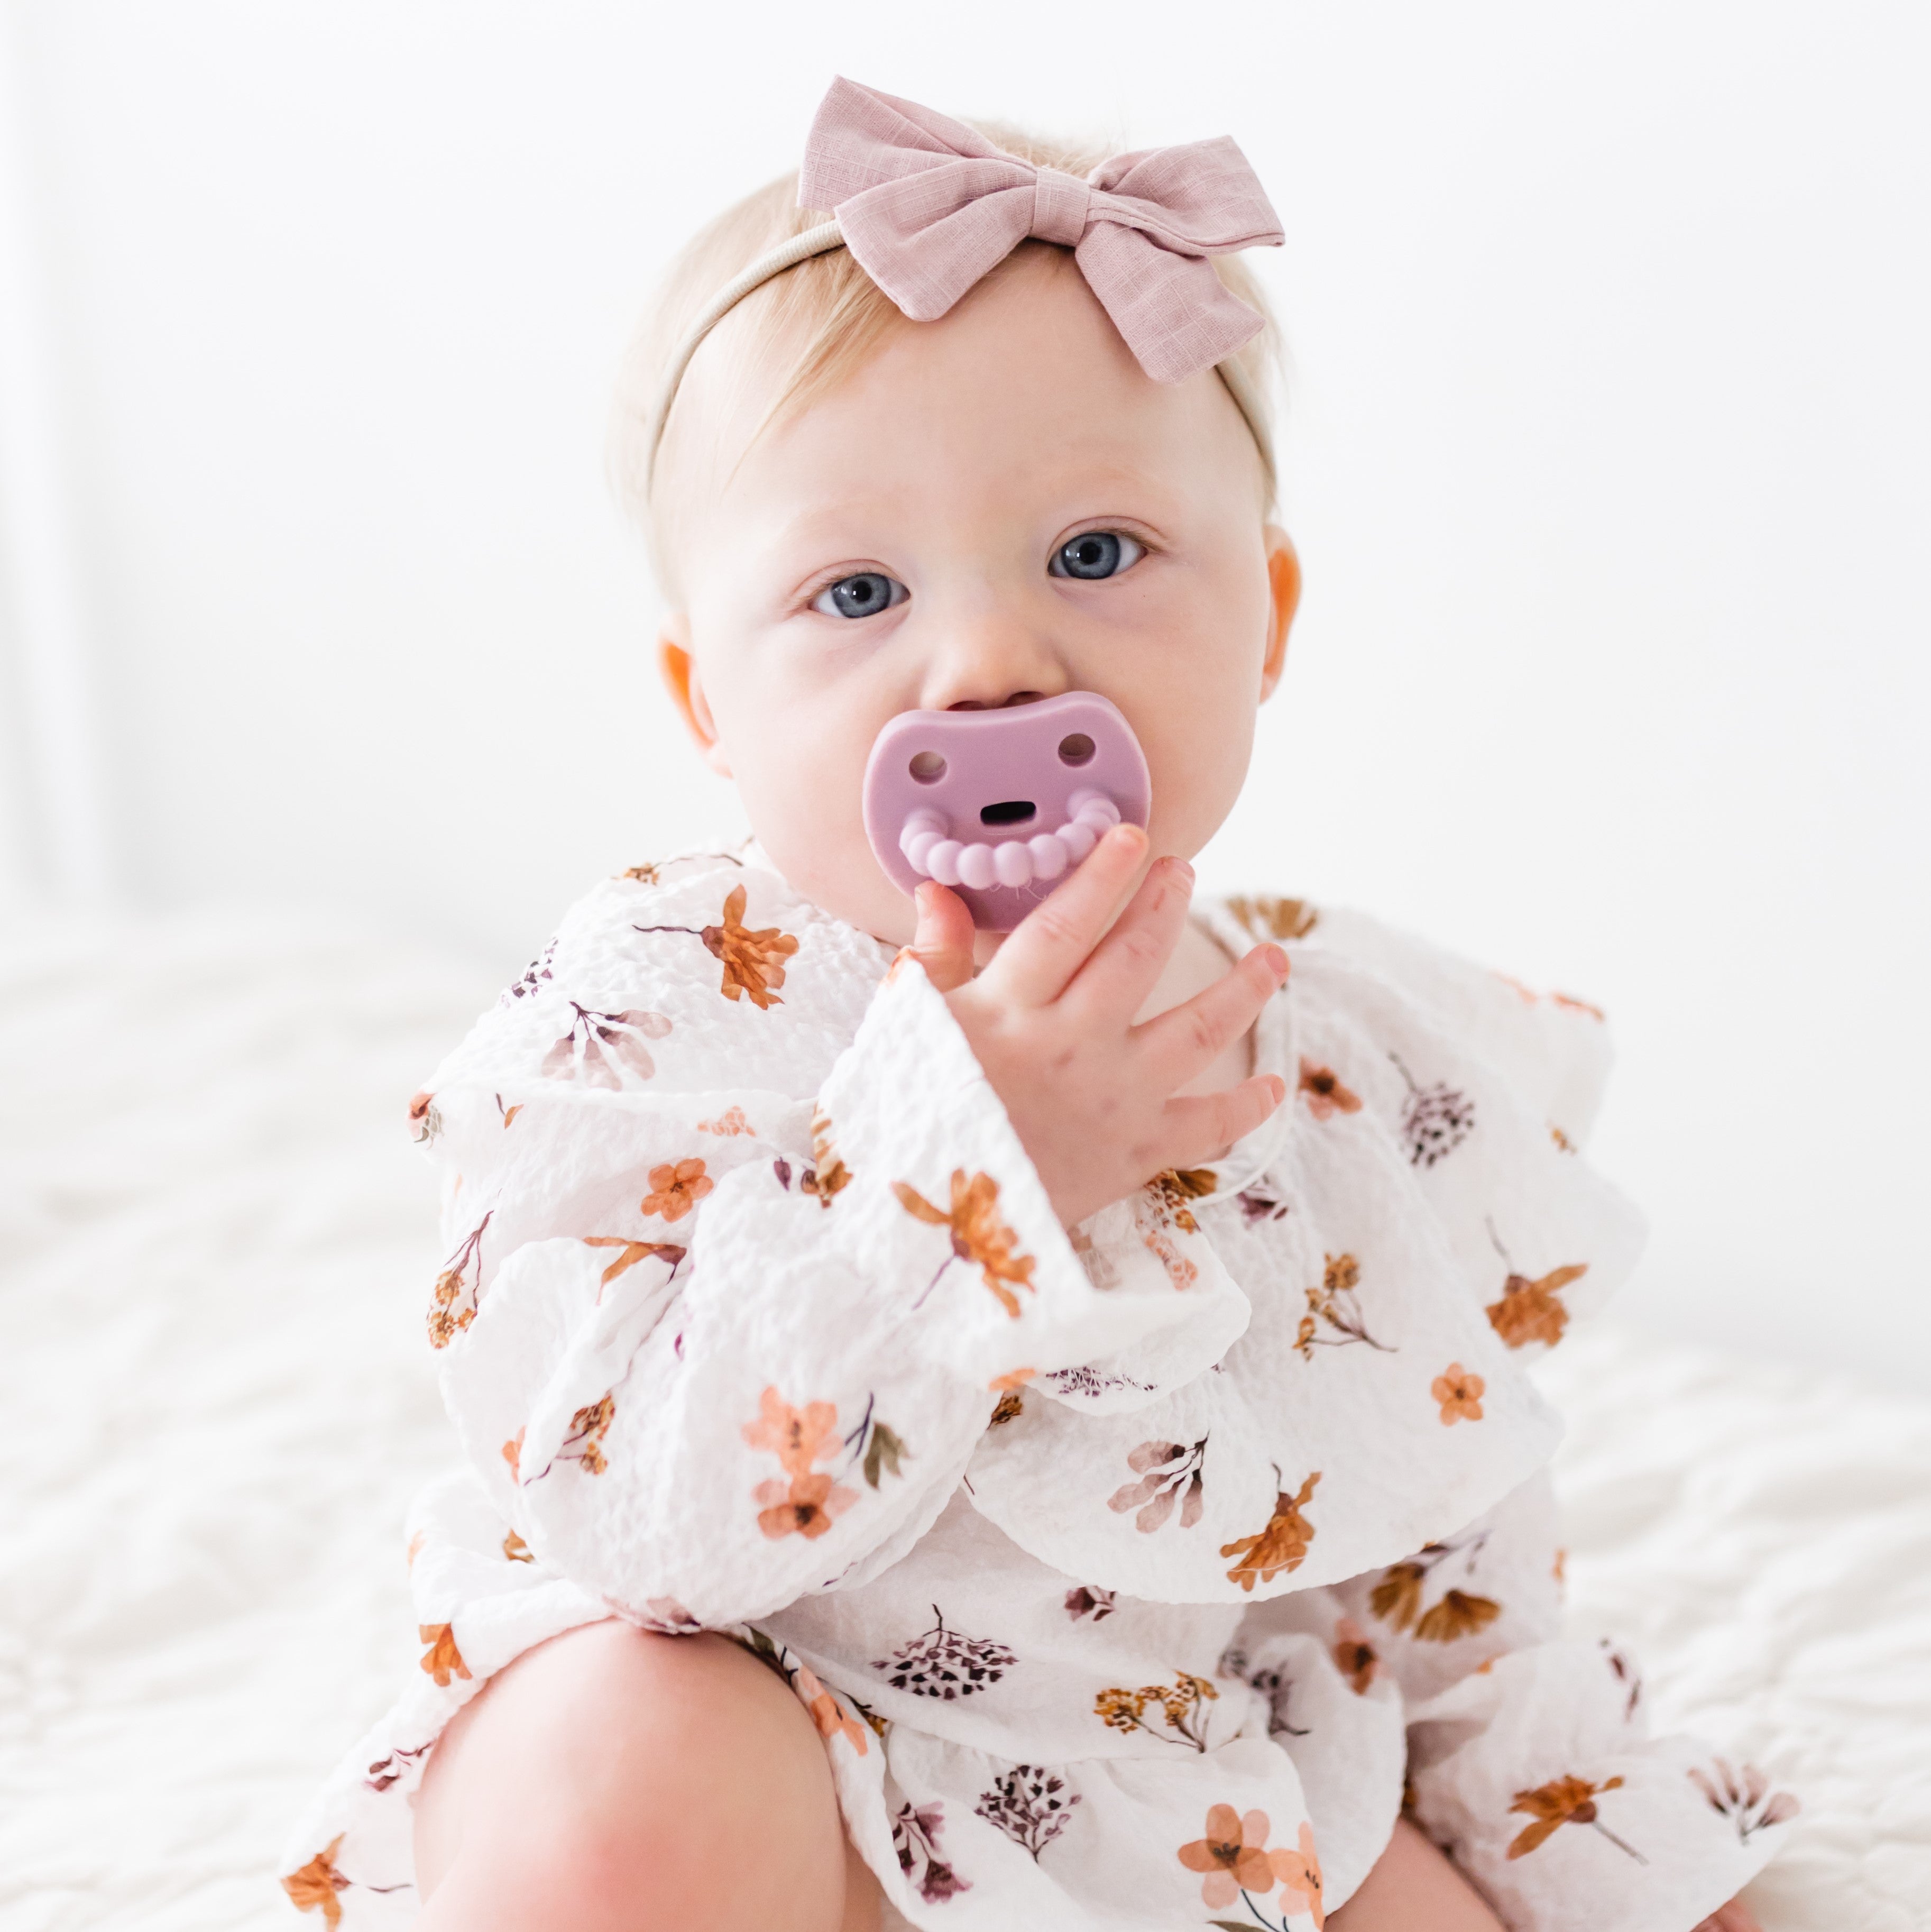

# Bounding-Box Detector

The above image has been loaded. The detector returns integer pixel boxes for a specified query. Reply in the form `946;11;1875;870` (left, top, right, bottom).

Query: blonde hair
609;122;1284;598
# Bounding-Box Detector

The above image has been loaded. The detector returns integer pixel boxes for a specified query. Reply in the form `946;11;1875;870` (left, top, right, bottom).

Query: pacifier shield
862;692;1152;932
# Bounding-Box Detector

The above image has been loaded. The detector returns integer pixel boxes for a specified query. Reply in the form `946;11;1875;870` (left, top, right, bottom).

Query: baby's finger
904;881;977;994
1135;944;1289;1087
1062;855;1198;1021
983;821;1148;1008
1153;1074;1288;1170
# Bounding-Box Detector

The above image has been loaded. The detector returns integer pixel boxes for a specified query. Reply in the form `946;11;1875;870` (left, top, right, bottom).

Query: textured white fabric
6;900;1918;1931
266;849;1773;1929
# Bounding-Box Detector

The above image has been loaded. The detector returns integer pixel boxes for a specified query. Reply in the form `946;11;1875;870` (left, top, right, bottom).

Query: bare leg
1328;1819;1506;1932
413;1620;882;1932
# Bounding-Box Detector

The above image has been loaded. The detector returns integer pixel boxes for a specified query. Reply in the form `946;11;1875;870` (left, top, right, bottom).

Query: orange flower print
1228;894;1319;941
1507;1775;1645;1863
502;1529;533;1563
281;1835;349;1927
1220;1472;1321;1592
638;884;799;1009
704;885;799;1007
894;1171;1037;1318
1177;1807;1323;1924
698;1105;750;1136
1486;1263;1588;1350
795;1662;869;1755
566;1395;615;1475
1551;991;1605;1021
989;1367;1035;1392
582;1235;686;1292
641;1158;713;1222
1143;1223;1199;1290
1495;973;1605;1023
1296;1251;1393;1357
1275;1820;1326;1927
1095;1672;1218;1750
755;1470;857;1541
1298;1059;1362;1120
1146;1166;1217;1233
1178;1803;1277;1909
1367;1534;1502;1643
427;1212;491;1349
1332;1617;1379;1695
744;1387;857;1540
620;860;663;884
742;1387;842;1476
407;1089;441;1145
418;1623;471;1689
406;1529;426;1567
802;1104;851;1205
501;1429;523;1480
1415;1591;1503;1643
1432;1363;1486;1424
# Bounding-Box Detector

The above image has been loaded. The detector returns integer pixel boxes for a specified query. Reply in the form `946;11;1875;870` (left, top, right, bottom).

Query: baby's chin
755;828;918;948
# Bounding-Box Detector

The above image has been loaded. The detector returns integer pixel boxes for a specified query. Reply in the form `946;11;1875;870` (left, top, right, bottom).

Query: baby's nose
919;613;1069;713
949;690;1046;711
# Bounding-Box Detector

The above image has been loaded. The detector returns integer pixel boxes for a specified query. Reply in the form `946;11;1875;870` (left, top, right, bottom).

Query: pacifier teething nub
862;692;1152;932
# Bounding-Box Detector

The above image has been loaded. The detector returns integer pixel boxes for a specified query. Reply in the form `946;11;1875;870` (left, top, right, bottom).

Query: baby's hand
905;822;1289;1228
1693;1902;1763;1932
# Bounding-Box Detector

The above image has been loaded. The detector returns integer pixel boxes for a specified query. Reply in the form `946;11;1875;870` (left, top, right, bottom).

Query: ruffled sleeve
963;898;1647;1603
1328;1475;1798;1930
411;857;1227;1627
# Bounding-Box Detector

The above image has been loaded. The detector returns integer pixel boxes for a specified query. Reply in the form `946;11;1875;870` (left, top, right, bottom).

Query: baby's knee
421;1621;848;1929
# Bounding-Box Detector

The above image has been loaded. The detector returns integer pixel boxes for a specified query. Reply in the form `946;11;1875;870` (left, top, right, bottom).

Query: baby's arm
433;830;1283;1629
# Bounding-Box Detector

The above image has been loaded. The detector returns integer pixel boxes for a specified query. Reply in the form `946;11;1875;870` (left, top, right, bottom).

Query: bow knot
1029;166;1091;248
798;77;1283;385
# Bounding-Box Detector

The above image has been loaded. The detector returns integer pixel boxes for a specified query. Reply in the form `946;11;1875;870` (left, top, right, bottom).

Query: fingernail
1111;822;1147;853
1268;1074;1288;1103
1263;944;1289;979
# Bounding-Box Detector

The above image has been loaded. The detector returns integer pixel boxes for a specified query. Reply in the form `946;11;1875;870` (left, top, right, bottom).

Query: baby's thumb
906;881;976;993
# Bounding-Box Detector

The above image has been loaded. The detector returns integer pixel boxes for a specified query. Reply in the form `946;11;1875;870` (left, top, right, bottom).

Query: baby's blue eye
1050;531;1145;581
813;572;907;619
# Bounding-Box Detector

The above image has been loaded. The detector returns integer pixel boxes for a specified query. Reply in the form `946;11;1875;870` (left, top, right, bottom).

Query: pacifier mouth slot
1056;733;1096;766
979;799;1037;827
908;752;947;783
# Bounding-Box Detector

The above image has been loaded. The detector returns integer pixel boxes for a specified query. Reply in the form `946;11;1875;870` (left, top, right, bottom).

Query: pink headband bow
642;79;1283;486
799;77;1284;386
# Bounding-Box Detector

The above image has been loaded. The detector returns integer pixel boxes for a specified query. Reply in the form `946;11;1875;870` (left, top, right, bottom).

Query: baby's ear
1261;526;1301;702
659;628;733;779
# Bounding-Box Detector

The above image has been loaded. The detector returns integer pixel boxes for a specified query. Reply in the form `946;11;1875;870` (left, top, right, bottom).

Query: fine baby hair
284;73;1791;1932
610;76;1290;930
609;76;1289;602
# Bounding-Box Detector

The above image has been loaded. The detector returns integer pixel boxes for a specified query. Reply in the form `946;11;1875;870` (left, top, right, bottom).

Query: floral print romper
281;849;1795;1931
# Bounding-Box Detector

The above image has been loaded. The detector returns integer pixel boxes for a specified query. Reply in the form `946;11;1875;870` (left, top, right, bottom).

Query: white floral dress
280;848;1796;1932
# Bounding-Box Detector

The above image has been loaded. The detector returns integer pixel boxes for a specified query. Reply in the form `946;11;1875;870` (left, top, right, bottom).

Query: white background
1;1;1925;1390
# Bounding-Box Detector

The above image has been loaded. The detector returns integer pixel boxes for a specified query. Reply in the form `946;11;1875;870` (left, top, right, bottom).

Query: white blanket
2;914;1925;1931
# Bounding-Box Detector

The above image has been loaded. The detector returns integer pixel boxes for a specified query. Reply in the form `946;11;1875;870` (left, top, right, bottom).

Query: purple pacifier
862;692;1152;932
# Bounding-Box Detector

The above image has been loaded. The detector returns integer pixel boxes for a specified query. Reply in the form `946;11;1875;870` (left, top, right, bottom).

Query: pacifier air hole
861;691;1152;933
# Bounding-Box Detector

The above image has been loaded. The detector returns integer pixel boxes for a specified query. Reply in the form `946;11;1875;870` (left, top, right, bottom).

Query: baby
281;79;1794;1932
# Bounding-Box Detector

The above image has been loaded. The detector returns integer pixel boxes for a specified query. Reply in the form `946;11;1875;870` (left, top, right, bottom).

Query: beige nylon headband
640;218;1274;493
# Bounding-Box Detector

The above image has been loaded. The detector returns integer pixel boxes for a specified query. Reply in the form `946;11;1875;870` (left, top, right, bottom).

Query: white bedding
1;914;1925;1931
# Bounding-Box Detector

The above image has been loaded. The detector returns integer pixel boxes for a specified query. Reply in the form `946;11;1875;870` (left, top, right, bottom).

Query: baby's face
661;248;1298;948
